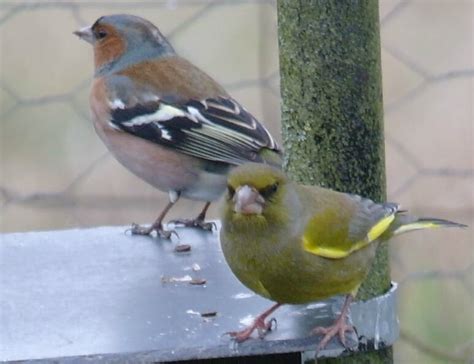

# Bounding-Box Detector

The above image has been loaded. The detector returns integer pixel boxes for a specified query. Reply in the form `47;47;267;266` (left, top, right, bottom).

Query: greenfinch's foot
226;302;282;343
169;218;216;231
311;316;355;352
226;317;276;342
130;223;178;239
311;294;355;353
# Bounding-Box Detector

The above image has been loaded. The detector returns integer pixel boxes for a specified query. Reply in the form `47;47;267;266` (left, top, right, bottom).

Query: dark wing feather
110;96;280;166
347;194;400;242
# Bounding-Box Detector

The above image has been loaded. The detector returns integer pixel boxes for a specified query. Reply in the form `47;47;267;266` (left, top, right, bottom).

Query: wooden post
277;1;392;362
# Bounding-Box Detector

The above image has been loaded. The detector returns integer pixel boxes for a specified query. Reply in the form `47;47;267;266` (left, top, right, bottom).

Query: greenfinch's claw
265;317;277;333
257;319;274;339
226;316;275;342
224;329;253;343
225;303;282;343
312;318;355;353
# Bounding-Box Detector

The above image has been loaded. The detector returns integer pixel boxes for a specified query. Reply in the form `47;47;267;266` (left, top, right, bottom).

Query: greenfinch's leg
169;202;216;231
312;294;355;352
226;302;282;342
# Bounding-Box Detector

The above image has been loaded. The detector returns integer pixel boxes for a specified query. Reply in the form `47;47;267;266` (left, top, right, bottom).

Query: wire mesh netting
0;1;472;362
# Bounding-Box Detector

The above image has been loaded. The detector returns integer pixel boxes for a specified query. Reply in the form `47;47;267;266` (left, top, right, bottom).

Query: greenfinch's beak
233;185;265;215
73;26;94;44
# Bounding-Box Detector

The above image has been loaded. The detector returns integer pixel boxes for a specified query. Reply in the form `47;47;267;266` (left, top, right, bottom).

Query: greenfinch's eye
260;182;279;199
227;185;235;199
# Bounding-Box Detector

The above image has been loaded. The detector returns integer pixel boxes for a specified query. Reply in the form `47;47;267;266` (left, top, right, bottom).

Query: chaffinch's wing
100;57;280;166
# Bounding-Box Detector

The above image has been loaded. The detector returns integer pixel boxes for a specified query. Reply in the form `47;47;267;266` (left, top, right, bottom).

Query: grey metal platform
0;224;398;363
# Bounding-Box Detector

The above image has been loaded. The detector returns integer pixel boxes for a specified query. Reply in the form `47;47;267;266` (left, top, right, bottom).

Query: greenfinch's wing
302;191;399;259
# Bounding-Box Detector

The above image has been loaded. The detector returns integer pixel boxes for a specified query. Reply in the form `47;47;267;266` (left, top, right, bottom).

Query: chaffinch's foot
130;222;177;240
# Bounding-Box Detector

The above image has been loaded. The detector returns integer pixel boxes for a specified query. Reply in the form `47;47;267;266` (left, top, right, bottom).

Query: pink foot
227;316;277;342
311;294;355;353
226;303;281;343
311;316;355;350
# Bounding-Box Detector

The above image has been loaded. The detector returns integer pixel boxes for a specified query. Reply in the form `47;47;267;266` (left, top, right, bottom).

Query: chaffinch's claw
169;218;216;232
130;223;179;240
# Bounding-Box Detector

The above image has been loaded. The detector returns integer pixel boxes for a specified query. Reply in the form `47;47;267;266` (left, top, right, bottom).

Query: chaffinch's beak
73;26;94;44
233;185;265;215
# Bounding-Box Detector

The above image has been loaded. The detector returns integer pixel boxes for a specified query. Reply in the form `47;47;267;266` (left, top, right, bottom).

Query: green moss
278;0;391;361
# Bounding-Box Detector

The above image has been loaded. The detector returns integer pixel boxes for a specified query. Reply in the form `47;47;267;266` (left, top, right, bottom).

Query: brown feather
118;57;228;102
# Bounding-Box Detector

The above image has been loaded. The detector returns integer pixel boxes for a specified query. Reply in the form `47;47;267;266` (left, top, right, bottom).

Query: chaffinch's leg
131;191;180;239
225;302;281;342
311;294;355;353
169;201;216;231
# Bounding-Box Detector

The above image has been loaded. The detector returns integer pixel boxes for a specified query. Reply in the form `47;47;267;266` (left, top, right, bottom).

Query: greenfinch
220;163;466;350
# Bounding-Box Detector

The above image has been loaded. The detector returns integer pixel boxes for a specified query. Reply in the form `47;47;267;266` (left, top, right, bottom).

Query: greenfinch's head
225;163;289;217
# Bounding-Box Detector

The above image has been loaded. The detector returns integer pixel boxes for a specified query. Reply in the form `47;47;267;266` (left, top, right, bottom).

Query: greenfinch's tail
390;216;467;236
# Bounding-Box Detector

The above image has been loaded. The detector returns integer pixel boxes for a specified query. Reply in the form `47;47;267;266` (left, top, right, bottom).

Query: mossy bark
277;0;392;362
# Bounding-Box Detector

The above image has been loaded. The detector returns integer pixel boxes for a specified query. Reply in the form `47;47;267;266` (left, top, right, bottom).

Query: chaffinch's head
74;14;175;74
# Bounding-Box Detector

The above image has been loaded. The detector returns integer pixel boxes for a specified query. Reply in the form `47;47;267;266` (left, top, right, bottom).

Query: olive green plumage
220;163;466;305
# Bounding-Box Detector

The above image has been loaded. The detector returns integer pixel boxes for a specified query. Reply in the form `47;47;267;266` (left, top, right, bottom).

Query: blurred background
0;0;472;362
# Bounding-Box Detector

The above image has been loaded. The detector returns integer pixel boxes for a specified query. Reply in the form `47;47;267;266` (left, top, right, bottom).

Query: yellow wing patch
367;214;395;242
302;236;374;259
302;238;351;259
303;210;396;259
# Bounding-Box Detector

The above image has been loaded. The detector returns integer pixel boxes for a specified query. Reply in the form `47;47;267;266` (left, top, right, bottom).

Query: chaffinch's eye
227;185;235;199
260;182;279;199
96;29;108;40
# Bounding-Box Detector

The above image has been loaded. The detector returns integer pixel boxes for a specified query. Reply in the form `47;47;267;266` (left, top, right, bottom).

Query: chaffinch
74;14;282;238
